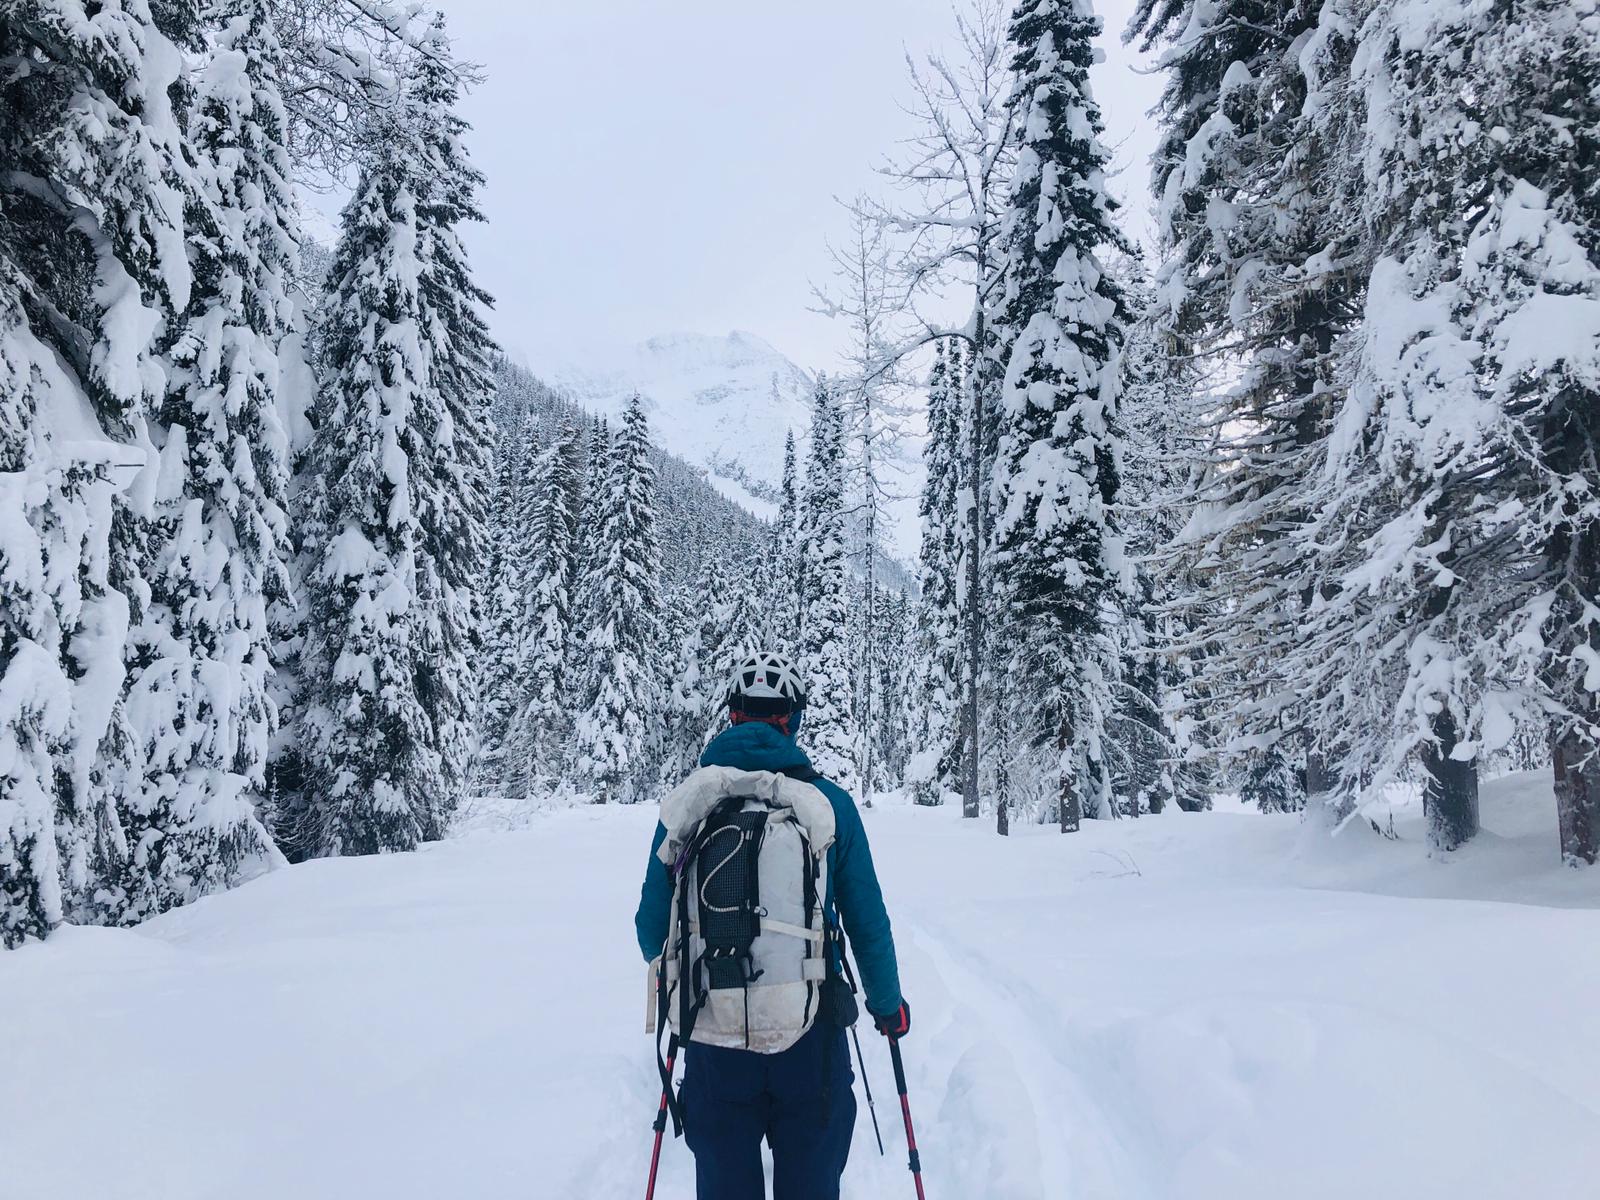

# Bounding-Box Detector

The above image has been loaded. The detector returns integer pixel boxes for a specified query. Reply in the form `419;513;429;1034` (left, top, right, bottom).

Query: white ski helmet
726;650;807;715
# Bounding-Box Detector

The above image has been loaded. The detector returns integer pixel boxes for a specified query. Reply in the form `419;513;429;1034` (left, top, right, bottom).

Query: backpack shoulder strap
781;764;822;784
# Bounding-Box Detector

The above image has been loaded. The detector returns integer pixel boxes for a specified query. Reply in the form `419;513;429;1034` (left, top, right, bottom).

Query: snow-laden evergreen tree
1116;266;1215;814
1129;0;1366;820
472;416;532;796
798;379;861;792
294;43;493;853
1243;749;1306;815
121;0;299;917
653;535;760;769
512;420;581;793
0;289;78;947
1;0;205;939
567;417;612;710
702;558;765;734
294;137;437;855
1292;0;1600;857
909;340;966;805
661;557;722;782
989;0;1130;834
572;395;663;803
871;588;914;789
407;16;494;818
768;428;803;648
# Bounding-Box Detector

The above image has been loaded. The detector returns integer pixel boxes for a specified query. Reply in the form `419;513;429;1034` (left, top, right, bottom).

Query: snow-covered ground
5;773;1597;1200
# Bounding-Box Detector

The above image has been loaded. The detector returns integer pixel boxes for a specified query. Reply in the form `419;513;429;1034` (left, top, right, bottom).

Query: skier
636;649;909;1200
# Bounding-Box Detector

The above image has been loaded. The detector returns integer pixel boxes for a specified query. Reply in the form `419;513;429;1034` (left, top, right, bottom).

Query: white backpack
650;765;837;1055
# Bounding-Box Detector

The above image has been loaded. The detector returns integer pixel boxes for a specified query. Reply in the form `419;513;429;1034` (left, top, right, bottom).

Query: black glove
873;999;910;1040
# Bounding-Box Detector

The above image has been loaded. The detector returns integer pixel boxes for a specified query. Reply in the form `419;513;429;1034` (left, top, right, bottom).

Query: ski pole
834;926;885;1157
889;1037;926;1200
850;1023;885;1155
644;1035;678;1200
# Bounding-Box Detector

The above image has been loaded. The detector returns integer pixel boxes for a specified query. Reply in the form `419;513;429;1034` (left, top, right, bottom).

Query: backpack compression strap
659;808;728;1137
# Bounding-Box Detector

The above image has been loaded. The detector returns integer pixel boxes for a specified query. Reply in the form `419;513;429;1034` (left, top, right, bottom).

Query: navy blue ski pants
681;1022;856;1200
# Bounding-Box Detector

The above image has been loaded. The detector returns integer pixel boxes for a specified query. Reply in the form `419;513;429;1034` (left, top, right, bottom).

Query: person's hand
873;999;910;1040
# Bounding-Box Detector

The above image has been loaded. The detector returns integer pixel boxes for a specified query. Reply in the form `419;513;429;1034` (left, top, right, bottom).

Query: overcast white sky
414;0;1162;375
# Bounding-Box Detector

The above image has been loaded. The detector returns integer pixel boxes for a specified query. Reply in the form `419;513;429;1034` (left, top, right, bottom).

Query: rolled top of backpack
657;766;837;868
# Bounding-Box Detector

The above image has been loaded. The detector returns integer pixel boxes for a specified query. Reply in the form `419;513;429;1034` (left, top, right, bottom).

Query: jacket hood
700;722;813;775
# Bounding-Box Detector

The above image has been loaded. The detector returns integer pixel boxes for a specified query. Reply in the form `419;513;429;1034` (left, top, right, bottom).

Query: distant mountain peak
542;331;814;517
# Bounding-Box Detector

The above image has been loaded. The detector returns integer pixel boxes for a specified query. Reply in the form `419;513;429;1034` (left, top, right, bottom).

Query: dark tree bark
1541;387;1600;866
962;305;990;821
1552;727;1600;866
1058;720;1081;834
1423;711;1479;852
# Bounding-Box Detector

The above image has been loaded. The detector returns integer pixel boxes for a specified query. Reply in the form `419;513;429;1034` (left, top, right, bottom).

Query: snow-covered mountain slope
6;773;1598;1199
542;330;814;517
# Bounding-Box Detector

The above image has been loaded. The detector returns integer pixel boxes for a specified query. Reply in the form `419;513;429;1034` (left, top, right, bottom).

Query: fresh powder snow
4;773;1596;1200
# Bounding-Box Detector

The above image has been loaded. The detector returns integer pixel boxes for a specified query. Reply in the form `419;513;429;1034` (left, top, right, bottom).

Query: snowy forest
6;3;1600;1198
3;0;1598;957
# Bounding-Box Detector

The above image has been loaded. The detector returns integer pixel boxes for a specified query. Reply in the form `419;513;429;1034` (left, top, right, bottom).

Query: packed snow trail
4;775;1599;1200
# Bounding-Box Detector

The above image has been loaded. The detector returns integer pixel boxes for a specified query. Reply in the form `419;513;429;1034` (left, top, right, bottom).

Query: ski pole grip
890;1037;910;1096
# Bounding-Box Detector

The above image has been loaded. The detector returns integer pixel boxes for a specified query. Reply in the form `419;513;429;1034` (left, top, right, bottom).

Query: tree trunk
1422;710;1479;852
1059;718;1080;833
1553;724;1600;865
1304;747;1353;821
1541;400;1600;864
1304;749;1333;799
1415;559;1478;850
1059;774;1080;832
962;307;989;820
994;695;1011;835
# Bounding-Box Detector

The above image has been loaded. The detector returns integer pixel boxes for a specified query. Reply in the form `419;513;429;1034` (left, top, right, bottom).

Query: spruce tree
0;310;75;947
872;588;913;790
566;416;612;720
1;0;202;938
1117;269;1216;814
1310;0;1600;857
799;380;861;792
910;340;966;805
572;395;663;803
1129;0;1365;820
769;428;803;647
295;139;435;855
1244;749;1307;815
703;559;764;738
661;558;721;781
514;420;582;792
121;0;298;916
294;43;493;852
989;0;1129;834
408;16;494;820
472;416;532;796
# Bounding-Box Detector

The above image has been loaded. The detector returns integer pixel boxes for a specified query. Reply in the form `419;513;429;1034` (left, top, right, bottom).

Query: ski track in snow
4;773;1600;1200
904;920;1153;1200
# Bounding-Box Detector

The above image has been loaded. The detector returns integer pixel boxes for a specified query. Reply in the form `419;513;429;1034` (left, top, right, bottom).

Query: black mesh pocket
696;806;767;990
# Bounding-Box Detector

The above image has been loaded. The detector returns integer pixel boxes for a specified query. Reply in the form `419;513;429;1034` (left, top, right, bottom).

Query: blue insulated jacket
634;722;904;1019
